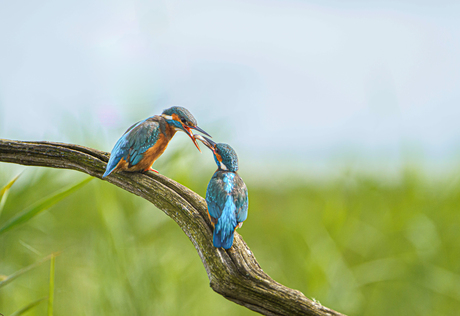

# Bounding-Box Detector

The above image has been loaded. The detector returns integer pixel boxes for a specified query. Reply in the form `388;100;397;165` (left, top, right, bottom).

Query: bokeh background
1;1;460;315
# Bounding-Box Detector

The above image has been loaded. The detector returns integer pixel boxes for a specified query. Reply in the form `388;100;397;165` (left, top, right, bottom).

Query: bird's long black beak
190;125;212;138
194;135;217;151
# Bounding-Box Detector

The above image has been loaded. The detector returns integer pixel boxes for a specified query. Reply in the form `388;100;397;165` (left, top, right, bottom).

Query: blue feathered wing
103;117;161;177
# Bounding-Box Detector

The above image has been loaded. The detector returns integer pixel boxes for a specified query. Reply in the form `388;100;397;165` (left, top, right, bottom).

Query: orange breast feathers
132;132;175;171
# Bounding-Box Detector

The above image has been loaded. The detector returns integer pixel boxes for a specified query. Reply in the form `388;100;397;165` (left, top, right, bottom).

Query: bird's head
194;135;239;172
161;106;211;152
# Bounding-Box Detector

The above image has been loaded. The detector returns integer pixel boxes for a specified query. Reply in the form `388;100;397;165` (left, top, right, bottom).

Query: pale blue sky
1;0;459;173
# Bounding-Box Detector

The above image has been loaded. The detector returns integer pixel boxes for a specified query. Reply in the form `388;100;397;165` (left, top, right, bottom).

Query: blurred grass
0;177;91;235
0;254;54;289
0;163;459;315
9;297;47;316
48;254;55;316
0;173;20;217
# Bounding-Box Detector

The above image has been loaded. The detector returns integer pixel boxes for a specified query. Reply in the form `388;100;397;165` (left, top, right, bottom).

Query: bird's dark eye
181;118;187;124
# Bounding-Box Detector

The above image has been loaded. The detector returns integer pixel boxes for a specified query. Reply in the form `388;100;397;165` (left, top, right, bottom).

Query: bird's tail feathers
102;156;119;178
102;167;115;178
213;210;237;249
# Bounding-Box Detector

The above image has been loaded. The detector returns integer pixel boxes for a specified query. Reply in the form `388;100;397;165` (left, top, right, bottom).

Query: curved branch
0;138;345;316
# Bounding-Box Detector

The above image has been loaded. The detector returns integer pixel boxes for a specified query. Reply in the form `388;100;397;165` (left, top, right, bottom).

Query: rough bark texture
0;139;345;316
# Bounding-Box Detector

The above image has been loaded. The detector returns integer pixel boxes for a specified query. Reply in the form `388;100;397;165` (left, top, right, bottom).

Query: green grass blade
0;173;21;217
0;177;92;235
19;240;43;256
9;297;47;316
0;253;57;289
47;255;55;316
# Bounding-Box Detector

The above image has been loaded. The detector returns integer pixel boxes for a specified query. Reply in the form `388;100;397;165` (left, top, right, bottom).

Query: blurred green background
1;0;460;315
1;146;460;315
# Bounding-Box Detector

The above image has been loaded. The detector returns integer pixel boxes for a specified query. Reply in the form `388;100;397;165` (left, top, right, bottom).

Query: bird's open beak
190;125;212;138
184;126;202;152
193;135;217;153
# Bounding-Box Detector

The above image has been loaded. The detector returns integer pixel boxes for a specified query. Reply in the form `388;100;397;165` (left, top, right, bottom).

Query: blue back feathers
213;195;238;249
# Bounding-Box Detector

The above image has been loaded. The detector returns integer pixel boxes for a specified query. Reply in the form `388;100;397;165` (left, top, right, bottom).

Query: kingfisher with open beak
102;106;210;178
195;135;248;249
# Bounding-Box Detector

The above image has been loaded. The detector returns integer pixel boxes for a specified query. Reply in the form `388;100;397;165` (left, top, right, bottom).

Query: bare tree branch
0;138;345;316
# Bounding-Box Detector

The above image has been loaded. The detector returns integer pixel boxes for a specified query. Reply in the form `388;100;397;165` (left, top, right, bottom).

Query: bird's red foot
145;167;159;173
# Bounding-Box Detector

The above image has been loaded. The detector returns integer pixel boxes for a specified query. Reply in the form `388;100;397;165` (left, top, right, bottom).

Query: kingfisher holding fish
195;135;248;249
103;106;210;178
